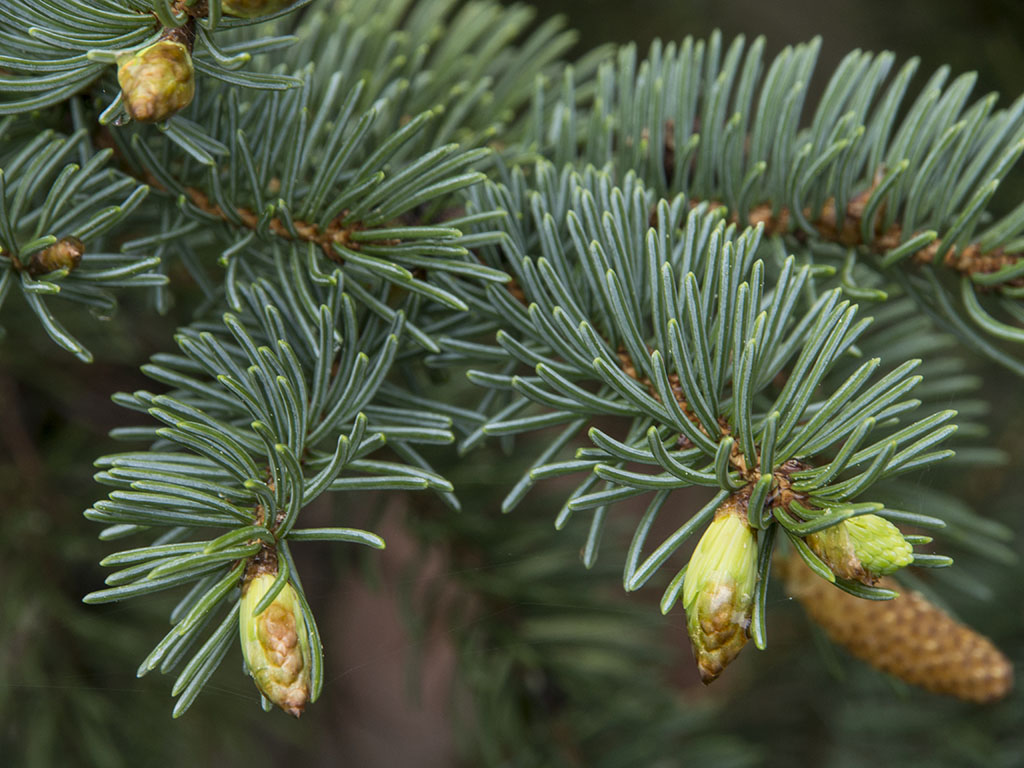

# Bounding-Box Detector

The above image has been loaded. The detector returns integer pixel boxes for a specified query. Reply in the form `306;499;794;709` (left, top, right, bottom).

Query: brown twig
665;116;1024;282
161;19;197;51
180;184;370;262
698;168;1023;287
91;124;378;263
616;346;811;509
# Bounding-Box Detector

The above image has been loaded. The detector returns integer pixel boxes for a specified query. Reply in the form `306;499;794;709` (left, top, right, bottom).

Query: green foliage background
2;1;1023;766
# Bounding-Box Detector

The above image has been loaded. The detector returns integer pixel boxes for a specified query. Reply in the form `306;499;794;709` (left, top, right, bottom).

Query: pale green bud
845;513;913;576
239;573;311;717
806;513;913;584
221;0;298;18
116;40;195;123
682;497;758;683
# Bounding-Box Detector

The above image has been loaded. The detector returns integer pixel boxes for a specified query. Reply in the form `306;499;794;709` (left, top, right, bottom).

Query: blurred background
528;0;1024;97
3;1;1023;766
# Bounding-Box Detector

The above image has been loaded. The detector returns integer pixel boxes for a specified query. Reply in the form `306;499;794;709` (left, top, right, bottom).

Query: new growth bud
807;513;913;584
27;236;84;276
682;492;758;683
221;0;298;18
846;513;913;576
116;40;195;123
239;572;312;717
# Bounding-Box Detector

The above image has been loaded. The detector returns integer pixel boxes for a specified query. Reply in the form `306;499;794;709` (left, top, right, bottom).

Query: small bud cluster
113;2;300;123
681;491;924;685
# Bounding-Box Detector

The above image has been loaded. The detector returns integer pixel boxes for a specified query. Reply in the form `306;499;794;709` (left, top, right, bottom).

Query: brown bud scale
782;556;1013;703
28;236;84;276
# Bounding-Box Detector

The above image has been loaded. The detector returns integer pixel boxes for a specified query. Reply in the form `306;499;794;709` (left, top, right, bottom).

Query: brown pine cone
781;555;1013;703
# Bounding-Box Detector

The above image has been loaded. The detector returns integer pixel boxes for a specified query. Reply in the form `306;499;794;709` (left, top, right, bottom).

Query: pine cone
782;555;1013;703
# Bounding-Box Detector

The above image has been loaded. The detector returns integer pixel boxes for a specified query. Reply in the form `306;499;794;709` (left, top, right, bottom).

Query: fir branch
671;170;1024;287
283;0;585;152
84;273;455;715
526;35;1024;365
31;0;1012;724
99;65;507;334
0;126;159;360
441;162;973;626
0;0;306;117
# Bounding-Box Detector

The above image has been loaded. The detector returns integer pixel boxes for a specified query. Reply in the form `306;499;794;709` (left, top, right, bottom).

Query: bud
239;573;311;717
682;493;758;683
116;40;195;123
27;236;84;276
221;0;298;18
782;554;1013;703
806;513;913;584
845;513;913;576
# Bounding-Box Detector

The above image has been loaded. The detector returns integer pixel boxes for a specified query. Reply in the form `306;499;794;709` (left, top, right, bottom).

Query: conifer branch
85;271;456;715
684;174;1024;287
525;35;1024;367
0;0;306;117
440;161;1006;647
0;127;159;360
0;0;1013;727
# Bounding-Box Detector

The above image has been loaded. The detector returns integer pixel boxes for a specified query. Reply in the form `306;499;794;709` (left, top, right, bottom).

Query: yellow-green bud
807;513;913;584
682;494;758;684
116;40;195;123
221;0;298;18
845;513;913;576
239;573;311;717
